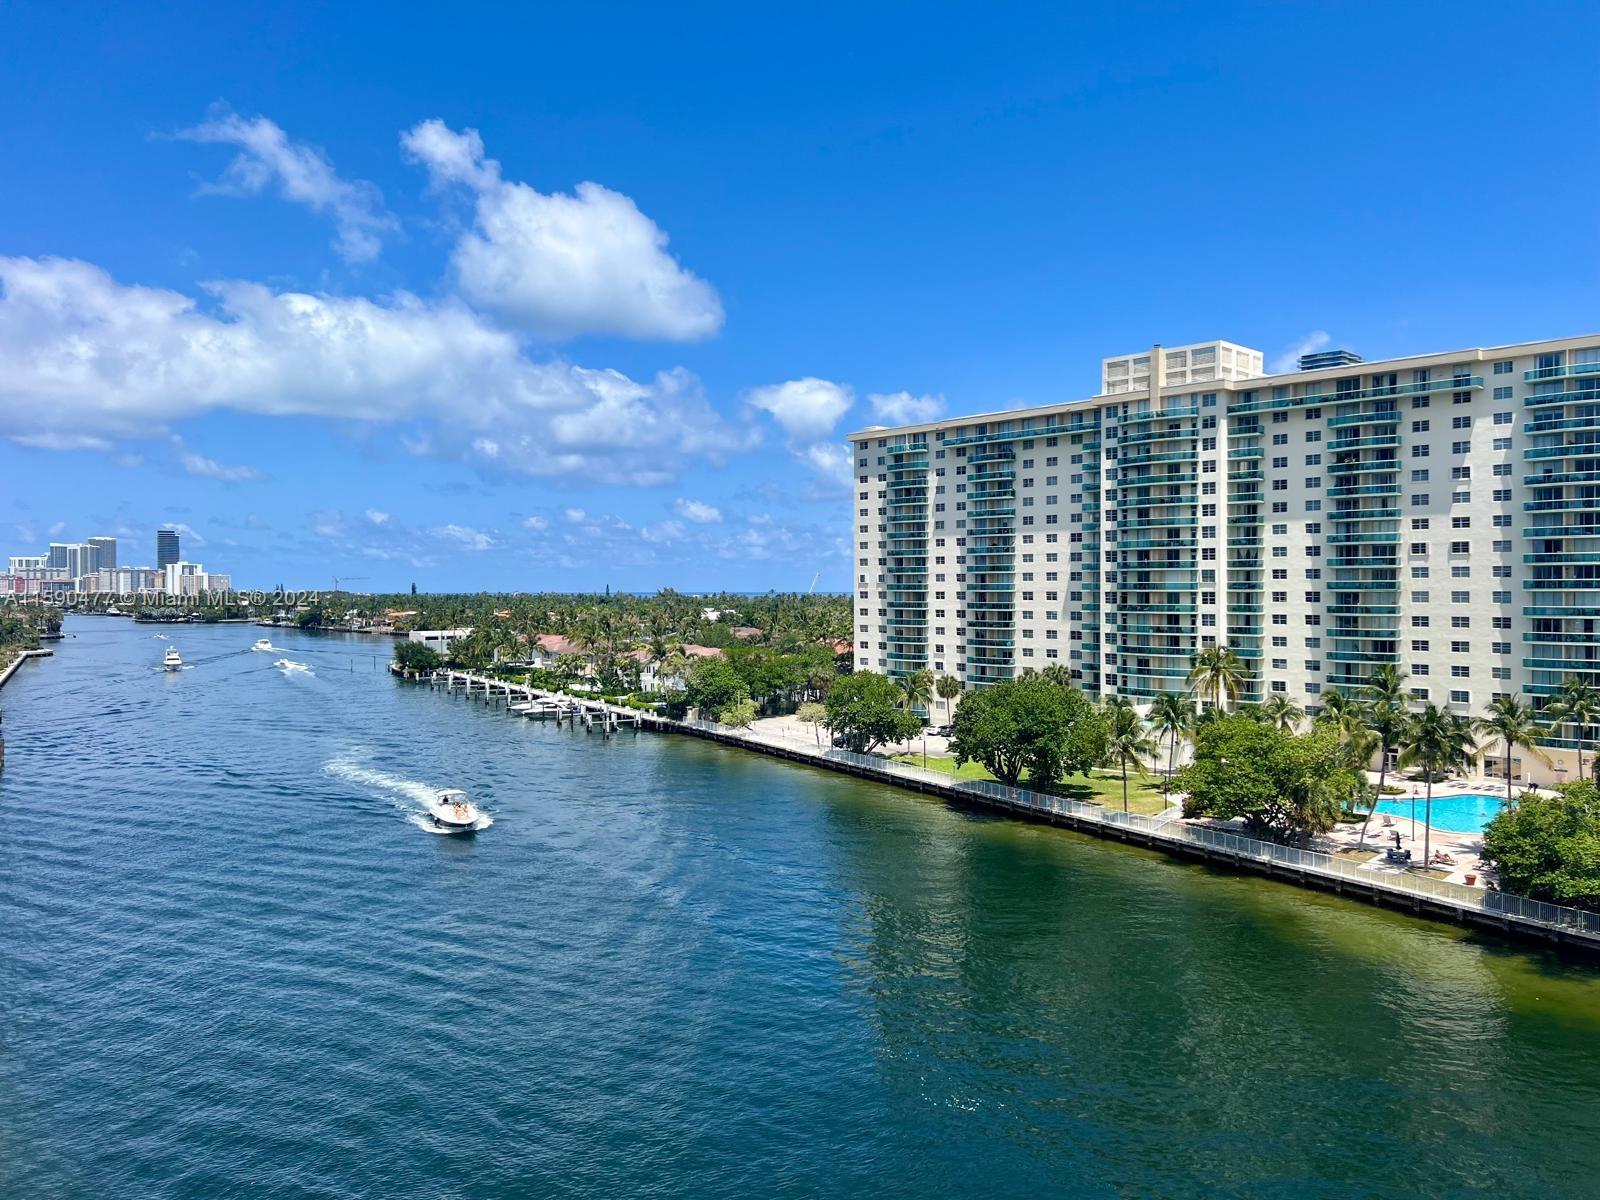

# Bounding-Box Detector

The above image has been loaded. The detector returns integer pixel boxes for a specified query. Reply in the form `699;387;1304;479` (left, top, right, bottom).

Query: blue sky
2;2;1598;592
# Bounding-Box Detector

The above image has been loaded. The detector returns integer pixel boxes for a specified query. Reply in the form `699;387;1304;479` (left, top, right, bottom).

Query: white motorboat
252;638;273;652
162;646;184;672
427;789;481;833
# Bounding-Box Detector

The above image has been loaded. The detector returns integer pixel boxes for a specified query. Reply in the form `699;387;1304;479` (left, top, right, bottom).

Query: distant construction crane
331;575;370;595
807;571;821;594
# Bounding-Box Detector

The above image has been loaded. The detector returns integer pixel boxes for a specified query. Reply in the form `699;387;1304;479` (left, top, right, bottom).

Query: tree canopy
683;657;750;720
825;671;922;753
1175;713;1370;842
948;674;1105;788
1482;781;1600;910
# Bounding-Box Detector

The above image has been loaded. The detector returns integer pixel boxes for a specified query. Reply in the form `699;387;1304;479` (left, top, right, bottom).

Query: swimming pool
1373;792;1506;836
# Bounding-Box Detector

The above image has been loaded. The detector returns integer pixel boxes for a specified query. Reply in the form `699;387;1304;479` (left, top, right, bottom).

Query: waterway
3;617;1599;1199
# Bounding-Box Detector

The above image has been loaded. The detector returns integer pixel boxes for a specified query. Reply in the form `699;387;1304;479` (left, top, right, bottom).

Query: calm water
4;618;1600;1199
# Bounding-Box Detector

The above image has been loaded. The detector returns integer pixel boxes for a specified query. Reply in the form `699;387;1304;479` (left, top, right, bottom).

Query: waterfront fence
681;719;1600;940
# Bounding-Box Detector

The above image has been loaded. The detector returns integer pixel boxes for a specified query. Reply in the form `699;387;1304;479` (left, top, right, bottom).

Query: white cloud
14;432;113;451
177;109;396;263
562;507;587;524
181;451;265;482
365;508;391;526
1270;330;1332;375
402;119;722;342
0;256;753;485
430;523;495;551
744;377;854;440
869;390;944;425
170;521;207;548
673;497;721;524
799;441;853;491
521;514;548;531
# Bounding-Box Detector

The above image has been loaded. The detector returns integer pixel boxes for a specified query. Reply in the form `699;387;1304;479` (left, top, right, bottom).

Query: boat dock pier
425;669;660;737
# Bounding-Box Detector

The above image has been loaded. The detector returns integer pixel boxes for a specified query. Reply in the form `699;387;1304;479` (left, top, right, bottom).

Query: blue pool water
1374;792;1506;835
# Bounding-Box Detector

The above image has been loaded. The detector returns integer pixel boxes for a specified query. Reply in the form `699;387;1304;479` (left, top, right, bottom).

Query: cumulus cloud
562;507;587;523
402;119;722;342
365;508;390;526
869;390;944;425
0;256;754;486
1269;330;1333;374
744;376;857;494
181;451;265;482
745;377;854;440
521;514;548;531
430;523;495;551
673;497;721;524
177;109;396;263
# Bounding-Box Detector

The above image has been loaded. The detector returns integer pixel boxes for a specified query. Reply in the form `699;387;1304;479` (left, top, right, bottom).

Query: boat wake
273;658;314;676
324;756;493;833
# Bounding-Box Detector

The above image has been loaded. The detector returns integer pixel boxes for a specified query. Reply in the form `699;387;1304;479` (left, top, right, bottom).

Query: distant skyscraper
88;536;117;570
156;529;179;568
47;543;70;570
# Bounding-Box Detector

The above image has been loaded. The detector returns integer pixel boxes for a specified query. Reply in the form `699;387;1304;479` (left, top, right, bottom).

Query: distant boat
273;658;309;672
252;638;273;652
106;606;122;616
162;646;184;672
428;789;482;833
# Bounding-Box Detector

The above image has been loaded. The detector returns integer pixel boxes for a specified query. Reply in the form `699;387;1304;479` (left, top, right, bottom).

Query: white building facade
849;334;1600;786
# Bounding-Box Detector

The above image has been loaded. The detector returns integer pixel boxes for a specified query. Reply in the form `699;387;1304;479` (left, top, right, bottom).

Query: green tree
1398;703;1478;868
1549;677;1600;783
392;640;442;672
899;668;934;714
935;674;962;725
1103;703;1157;813
1482;781;1600;910
1175;716;1367;843
683;657;750;720
825;671;922;754
949;675;1105;789
796;701;829;745
1474;694;1550;807
1356;666;1411;846
1260;694;1303;733
1187;644;1248;713
720;698;758;728
1148;692;1192;808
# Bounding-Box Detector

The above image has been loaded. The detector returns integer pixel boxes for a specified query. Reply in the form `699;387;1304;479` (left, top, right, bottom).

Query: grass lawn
889;754;1171;816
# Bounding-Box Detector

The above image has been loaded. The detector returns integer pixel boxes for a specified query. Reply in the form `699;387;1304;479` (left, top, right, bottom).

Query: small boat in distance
162;646;184;672
252;638;273;651
428;789;482;833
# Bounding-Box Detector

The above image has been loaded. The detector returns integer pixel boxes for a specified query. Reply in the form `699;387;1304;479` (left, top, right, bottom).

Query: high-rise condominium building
848;333;1600;786
156;528;179;569
87;536;117;570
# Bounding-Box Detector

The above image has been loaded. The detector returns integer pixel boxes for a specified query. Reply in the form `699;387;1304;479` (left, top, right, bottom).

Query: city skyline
3;4;1600;593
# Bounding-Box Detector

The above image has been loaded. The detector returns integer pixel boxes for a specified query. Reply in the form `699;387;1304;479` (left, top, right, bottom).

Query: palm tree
1549;677;1600;783
1104;704;1158;814
935;674;961;727
1398;703;1478;870
1260;694;1303;733
1474;694;1550;806
1187;644;1248;714
1314;688;1364;741
898;669;935;763
1147;692;1192;808
1356;665;1411;846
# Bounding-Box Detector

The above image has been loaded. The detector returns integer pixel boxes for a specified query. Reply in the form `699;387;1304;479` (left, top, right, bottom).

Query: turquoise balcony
1329;434;1402;452
1327;483;1400;499
1525;363;1600;382
1118;406;1199;425
1326;408;1401;428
